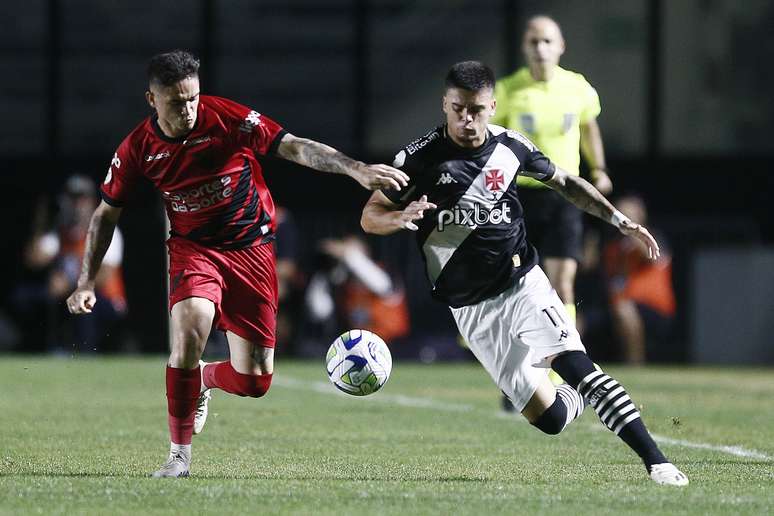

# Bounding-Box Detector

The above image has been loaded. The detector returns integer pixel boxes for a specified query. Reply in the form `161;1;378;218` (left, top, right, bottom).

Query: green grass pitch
1;356;772;515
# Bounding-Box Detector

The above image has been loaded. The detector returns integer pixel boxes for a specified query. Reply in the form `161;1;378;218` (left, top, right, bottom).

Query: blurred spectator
274;206;305;354
305;235;409;346
13;175;127;353
603;195;676;364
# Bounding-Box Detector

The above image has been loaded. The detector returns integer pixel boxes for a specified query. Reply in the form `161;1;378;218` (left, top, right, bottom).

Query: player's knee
170;326;209;365
168;339;204;369
529;397;568;435
171;300;215;347
530;411;565;435
238;373;273;398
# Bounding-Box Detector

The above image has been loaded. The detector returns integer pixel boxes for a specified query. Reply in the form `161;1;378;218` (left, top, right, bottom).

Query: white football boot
193;389;212;435
194;360;212;435
151;445;191;478
649;463;689;486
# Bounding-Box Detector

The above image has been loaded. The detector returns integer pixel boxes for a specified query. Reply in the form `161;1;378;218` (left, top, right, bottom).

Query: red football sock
202;361;272;398
166;365;201;445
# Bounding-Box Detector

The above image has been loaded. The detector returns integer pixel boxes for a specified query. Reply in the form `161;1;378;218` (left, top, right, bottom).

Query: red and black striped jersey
100;95;286;250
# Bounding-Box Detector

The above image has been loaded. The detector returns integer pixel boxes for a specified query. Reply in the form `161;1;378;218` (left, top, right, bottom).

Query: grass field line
274;375;774;462
649;434;772;461
274;375;475;412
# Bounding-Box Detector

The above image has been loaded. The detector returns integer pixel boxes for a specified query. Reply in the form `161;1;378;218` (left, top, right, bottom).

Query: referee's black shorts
518;186;583;262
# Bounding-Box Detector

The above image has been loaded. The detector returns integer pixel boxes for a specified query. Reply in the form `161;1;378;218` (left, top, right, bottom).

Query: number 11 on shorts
542;306;566;327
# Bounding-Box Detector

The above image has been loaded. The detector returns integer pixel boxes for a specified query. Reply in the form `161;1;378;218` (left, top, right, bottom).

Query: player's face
522;18;565;71
146;75;200;138
442;87;496;148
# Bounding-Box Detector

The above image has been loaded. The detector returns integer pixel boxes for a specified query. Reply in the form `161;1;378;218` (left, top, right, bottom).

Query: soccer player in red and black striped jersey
65;50;409;477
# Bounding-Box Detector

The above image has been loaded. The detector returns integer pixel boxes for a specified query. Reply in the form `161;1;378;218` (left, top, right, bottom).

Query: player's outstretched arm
545;168;660;259
275;133;409;191
361;191;436;236
66;201;122;314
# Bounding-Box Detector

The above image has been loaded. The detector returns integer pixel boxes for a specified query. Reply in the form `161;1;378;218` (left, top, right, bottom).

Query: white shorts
450;266;585;412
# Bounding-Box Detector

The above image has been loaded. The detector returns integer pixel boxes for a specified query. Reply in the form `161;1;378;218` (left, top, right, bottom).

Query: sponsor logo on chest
145;151;171;162
163;176;233;213
183;135;212;147
436;203;512;231
145;135;213;163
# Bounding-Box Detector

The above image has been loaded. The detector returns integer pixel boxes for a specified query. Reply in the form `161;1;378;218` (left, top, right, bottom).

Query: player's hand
399;195;437;231
353;164;410;191
590;169;613;195
66;286;97;314
618;221;660;260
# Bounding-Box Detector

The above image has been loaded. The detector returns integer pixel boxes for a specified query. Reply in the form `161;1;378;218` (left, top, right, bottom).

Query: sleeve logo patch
239;111;262;133
105;152;121;183
506;129;536;151
393;150;407;168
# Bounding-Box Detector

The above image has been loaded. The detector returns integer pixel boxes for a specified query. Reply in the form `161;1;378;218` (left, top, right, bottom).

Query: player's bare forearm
361;193;405;235
547;168;661;258
546;169;615;223
361;191;436;235
77;201;122;288
277;133;365;176
276;133;408;190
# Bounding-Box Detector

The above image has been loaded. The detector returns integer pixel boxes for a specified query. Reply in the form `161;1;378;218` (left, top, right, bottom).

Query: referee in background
494;15;612;324
493;15;612;406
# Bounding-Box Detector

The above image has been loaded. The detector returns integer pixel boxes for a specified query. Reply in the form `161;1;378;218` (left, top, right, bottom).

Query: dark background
2;0;773;360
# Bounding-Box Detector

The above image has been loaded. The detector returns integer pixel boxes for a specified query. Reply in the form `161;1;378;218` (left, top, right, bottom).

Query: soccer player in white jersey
360;61;688;486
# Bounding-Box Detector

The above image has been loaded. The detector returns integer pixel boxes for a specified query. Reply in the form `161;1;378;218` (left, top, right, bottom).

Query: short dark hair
444;61;495;92
148;50;200;87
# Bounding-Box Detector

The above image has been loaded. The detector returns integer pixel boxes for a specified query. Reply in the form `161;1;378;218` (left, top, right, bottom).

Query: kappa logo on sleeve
393;150;406;168
105;152;121;183
239;111;262;133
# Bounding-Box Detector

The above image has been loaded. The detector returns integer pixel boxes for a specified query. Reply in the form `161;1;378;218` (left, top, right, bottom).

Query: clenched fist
66;286;97;314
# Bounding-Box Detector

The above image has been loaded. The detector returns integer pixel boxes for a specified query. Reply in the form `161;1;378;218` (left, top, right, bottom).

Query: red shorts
167;237;278;347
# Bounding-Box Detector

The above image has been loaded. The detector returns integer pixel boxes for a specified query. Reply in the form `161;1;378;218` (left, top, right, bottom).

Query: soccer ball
325;329;392;396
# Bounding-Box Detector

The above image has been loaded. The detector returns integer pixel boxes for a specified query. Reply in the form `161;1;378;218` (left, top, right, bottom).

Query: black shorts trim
519;187;583;261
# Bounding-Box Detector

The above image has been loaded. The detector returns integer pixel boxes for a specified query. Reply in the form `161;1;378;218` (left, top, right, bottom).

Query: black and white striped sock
555;383;586;429
577;370;640;434
551;351;668;469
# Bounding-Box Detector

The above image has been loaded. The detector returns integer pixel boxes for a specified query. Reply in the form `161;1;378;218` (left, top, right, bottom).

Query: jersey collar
151;106;202;144
442;124;492;156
